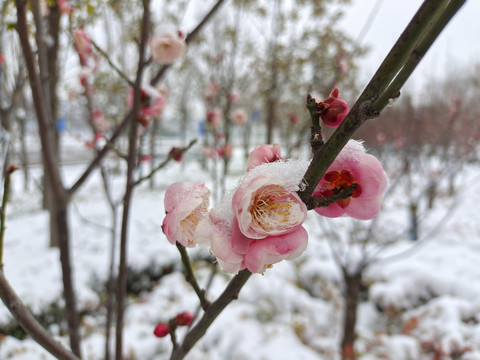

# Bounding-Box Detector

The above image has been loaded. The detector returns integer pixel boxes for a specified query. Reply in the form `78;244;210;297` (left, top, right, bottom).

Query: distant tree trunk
17;114;30;191
341;269;362;360
409;202;419;240
16;2;81;355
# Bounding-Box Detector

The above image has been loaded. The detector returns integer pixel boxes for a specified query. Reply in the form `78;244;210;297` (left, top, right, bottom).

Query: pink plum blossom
228;92;241;103
58;0;74;14
313;140;388;220
92;108;109;132
0;53;4;65
127;86;167;119
206;109;222;128
246;144;283;171
73;28;92;64
232;108;247;126
217;144;233;159
196;161;309;274
149;32;186;65
162;182;210;247
319;88;349;127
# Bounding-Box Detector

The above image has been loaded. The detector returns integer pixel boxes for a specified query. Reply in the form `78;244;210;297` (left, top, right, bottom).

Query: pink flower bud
140;154;152;163
206;109;222;128
319;88;349;127
0;53;5;65
149;32;186;65
73;29;92;64
232;109;247;126
175;312;194;326
153;323;171;338
288;113;299;125
127;86;166;119
217;144;233;159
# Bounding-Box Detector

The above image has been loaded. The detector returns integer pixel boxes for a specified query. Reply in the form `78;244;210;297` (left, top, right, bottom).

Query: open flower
149;32;186;65
313;140;387;220
246;144;283;171
162;182;210;247
232;108;247;126
319;88;349;127
196;160;309;274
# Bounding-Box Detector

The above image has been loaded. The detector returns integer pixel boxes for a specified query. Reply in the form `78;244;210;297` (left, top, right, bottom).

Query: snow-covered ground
1;145;480;360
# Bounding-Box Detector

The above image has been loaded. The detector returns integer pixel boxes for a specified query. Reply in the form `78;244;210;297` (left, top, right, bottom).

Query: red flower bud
168;147;184;162
137;116;149;128
319;88;349;127
153;323;171;338
174;311;194;327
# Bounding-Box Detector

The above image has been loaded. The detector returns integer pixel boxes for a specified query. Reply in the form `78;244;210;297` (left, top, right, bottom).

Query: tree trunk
409;202;418;240
55;199;82;356
341;270;362;360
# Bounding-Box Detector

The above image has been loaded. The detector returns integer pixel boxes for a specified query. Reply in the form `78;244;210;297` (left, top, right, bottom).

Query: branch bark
114;1;150;359
0;270;80;360
15;1;81;355
170;269;252;360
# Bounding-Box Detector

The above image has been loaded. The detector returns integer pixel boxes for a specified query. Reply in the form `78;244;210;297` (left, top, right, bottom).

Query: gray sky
339;0;480;91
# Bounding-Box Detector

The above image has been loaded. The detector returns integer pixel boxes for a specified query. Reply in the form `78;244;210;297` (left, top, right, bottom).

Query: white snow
1;145;480;359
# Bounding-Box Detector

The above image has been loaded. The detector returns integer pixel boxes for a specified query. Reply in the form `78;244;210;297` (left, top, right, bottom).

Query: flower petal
244;226;308;273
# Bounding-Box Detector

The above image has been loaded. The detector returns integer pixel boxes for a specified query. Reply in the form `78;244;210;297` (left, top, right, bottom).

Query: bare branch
150;0;227;86
0;271;80;360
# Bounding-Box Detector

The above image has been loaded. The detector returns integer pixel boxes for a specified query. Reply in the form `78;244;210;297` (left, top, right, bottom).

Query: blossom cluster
162;140;388;274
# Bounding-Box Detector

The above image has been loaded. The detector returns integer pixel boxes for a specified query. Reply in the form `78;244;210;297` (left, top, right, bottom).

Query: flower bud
319;88;349;127
153;323;171;338
175;311;194;327
168;147;184;162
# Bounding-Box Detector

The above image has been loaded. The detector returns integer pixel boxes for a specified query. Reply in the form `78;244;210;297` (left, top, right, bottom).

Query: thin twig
150;0;227;86
91;39;135;87
0;166;14;270
176;243;210;310
115;0;150;358
0;270;80;360
170;269;252;360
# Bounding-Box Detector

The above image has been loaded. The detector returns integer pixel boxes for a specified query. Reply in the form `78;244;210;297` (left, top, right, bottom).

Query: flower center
249;184;297;233
321;170;362;208
180;200;208;245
